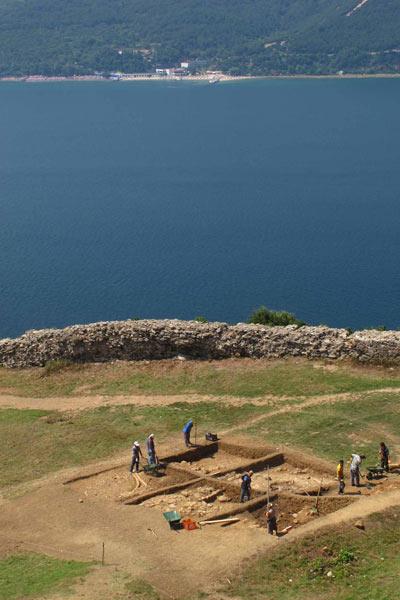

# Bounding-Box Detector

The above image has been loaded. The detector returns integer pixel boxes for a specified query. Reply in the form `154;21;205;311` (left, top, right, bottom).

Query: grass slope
1;360;400;487
0;402;264;487
213;508;400;600
0;553;90;600
1;360;399;398
246;391;400;464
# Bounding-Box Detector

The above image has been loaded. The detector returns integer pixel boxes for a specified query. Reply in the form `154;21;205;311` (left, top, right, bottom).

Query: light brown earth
2;433;400;599
2;386;400;414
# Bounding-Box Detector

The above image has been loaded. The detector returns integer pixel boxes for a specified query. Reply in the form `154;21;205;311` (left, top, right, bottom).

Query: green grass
0;402;265;488
210;508;400;600
1;360;400;398
2;374;400;489
245;392;400;464
0;553;90;600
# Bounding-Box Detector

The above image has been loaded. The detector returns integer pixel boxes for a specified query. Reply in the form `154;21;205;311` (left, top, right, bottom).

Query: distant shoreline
1;73;400;83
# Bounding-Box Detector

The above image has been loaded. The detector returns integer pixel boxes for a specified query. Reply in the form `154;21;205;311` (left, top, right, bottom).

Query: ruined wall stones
0;319;400;368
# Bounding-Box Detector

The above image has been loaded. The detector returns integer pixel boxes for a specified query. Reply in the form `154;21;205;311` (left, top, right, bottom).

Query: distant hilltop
1;319;400;368
0;0;399;77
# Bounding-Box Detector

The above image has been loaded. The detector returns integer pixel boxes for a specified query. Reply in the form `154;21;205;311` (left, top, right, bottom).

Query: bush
335;548;355;565
194;316;208;323
248;306;305;327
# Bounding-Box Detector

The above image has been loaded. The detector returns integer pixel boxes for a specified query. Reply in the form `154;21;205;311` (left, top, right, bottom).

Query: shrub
194;316;208;323
248;306;305;327
335;548;355;565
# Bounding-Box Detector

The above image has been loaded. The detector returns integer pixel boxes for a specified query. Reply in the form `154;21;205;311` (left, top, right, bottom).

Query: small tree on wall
248;306;305;327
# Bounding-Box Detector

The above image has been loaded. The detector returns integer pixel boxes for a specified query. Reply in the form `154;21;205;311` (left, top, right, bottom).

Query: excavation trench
65;440;358;531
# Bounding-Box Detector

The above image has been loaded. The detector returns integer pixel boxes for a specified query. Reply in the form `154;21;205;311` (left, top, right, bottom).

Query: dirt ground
0;465;269;599
2;435;400;599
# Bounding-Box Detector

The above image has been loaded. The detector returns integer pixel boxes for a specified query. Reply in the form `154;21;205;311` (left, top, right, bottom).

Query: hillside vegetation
0;0;399;76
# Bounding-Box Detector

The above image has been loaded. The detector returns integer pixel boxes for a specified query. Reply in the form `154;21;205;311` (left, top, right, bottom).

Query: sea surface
1;79;399;338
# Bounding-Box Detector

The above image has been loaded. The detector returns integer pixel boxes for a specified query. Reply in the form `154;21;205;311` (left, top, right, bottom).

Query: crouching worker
240;471;253;502
182;419;194;447
337;459;345;495
129;441;143;474
380;442;390;473
266;503;278;535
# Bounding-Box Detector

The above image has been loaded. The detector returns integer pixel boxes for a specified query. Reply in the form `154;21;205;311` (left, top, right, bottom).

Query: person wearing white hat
129;441;143;473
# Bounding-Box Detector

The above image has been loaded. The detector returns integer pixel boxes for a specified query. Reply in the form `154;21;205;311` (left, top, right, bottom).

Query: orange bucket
181;518;198;531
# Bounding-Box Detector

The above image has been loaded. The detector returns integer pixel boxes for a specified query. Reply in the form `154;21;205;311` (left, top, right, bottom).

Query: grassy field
211;508;400;600
245;391;400;464
1;359;400;398
0;402;265;488
2;387;400;488
2;359;400;488
0;554;90;600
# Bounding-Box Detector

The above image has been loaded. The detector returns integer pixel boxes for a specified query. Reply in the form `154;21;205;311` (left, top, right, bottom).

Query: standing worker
379;442;390;472
182;419;194;447
129;441;143;474
350;453;366;487
240;470;253;502
266;503;278;535
146;433;157;465
337;459;345;495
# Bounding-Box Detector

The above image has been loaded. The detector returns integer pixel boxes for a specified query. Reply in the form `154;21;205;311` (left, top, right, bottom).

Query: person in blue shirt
182;419;194;447
240;470;253;502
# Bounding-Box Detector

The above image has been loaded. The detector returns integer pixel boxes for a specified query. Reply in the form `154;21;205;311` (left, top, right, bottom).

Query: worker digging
240;470;253;502
182;418;194;447
350;452;366;487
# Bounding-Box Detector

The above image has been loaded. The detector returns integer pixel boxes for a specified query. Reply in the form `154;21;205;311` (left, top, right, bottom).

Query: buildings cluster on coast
0;60;238;83
108;60;227;82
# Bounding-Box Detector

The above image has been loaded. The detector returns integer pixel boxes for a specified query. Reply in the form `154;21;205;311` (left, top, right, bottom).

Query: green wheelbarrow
143;462;166;477
163;510;182;530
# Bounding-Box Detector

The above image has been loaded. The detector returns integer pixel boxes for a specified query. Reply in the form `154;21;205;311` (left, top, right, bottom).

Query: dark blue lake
1;79;399;338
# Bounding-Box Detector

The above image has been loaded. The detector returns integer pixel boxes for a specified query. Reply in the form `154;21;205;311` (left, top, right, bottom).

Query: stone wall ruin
1;319;400;367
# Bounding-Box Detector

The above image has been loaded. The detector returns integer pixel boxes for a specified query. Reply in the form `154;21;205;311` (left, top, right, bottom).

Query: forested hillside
0;0;399;76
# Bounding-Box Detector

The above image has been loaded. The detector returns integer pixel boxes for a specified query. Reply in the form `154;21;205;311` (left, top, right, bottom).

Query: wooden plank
199;517;240;525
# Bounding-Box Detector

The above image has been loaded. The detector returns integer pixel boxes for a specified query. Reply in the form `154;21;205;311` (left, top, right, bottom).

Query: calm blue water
1;79;399;338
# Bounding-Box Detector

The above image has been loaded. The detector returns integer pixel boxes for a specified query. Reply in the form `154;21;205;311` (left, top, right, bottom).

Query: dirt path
0;392;281;411
1;386;400;413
